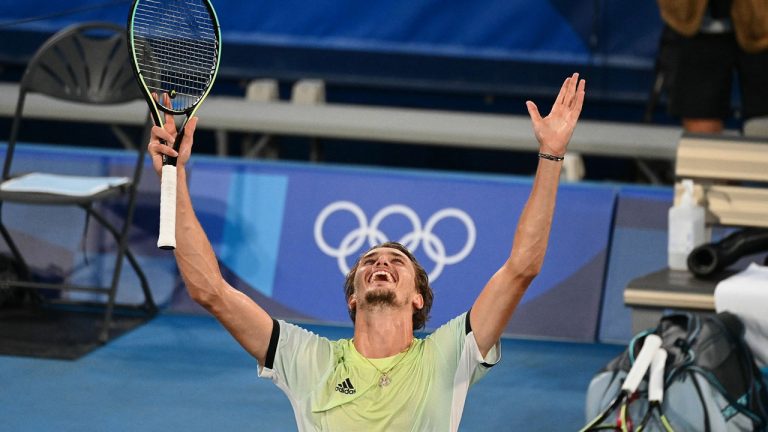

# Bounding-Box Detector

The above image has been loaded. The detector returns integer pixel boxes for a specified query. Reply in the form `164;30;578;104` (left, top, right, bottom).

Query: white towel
715;263;768;367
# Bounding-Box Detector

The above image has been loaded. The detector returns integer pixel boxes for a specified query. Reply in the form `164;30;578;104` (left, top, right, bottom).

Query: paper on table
0;173;130;197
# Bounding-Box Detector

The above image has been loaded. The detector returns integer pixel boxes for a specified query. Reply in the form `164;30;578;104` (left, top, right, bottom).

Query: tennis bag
585;312;768;431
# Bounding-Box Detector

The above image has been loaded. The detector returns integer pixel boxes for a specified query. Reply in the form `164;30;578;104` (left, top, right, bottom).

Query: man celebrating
148;73;585;431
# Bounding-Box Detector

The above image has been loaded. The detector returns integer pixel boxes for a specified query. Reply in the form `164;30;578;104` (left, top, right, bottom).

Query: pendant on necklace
378;374;391;387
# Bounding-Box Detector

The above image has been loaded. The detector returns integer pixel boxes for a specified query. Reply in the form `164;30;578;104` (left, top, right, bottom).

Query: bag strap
713;312;768;429
689;365;766;428
629;328;657;364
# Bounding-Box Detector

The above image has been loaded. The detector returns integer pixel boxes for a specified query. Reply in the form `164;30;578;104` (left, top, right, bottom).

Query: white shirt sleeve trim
449;329;502;431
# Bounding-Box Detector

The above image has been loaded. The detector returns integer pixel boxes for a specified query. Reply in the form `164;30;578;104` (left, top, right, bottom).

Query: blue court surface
0;313;624;431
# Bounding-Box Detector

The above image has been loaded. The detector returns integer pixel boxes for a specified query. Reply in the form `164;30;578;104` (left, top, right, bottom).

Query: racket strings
132;0;218;112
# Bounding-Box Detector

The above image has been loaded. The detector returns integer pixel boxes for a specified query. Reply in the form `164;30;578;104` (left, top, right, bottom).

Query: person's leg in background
668;30;736;134
735;44;768;132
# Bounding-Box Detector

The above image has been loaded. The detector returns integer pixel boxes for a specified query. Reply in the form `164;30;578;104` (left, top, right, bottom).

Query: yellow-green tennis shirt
258;312;501;431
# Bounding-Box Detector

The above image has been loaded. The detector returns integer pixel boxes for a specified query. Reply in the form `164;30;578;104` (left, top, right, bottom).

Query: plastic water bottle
668;179;706;271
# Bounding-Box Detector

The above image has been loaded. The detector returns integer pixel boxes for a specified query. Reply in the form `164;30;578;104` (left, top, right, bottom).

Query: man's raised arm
470;73;586;356
149;116;274;366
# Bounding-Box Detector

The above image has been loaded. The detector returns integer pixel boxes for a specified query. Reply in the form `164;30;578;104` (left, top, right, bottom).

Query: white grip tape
622;334;662;393
157;165;177;249
648;348;668;402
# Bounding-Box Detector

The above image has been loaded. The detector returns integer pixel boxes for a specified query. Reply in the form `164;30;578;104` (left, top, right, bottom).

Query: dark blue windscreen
1;0;663;67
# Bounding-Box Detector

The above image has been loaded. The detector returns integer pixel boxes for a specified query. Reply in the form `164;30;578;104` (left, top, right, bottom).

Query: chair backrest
19;22;141;104
4;22;147;180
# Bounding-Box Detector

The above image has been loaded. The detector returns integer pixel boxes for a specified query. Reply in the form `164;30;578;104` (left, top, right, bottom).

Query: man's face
350;247;419;310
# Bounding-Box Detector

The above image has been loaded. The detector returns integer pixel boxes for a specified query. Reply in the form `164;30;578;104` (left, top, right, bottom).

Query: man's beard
363;289;398;308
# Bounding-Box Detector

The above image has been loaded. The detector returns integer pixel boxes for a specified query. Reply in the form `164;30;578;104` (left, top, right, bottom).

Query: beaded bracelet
538;152;565;162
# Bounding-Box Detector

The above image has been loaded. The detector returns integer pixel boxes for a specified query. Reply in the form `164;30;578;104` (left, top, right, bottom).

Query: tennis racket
637;348;674;432
127;0;221;249
579;334;662;432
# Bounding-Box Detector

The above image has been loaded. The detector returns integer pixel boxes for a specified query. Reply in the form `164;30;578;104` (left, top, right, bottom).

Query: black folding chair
0;22;156;342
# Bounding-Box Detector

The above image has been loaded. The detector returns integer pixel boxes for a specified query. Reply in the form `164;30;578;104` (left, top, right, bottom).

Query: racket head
637;401;675;432
579;390;629;432
127;0;222;121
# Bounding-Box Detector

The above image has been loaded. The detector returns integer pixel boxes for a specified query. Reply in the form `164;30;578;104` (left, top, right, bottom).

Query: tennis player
148;73;585;431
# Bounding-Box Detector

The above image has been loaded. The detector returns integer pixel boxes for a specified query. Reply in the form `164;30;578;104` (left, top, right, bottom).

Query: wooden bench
624;133;768;332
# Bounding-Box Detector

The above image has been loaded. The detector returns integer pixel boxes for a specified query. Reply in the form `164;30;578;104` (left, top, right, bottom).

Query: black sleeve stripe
264;319;280;370
480;361;495;369
465;307;473;335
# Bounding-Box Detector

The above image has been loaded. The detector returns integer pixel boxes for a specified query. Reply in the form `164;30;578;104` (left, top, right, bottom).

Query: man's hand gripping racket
148;102;198;242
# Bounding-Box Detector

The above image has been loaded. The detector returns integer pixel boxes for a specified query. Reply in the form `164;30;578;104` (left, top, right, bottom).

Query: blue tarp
0;0;663;68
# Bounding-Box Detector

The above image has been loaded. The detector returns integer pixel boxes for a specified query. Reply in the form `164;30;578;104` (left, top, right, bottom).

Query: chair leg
0;208;32;280
123;248;156;313
85;208;154;307
99;244;125;342
84;207;154;342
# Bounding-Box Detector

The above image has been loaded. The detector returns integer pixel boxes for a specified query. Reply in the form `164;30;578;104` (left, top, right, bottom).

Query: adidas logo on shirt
335;378;356;395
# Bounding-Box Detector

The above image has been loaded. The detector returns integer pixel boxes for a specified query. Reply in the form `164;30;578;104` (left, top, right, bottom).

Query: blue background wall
0;0;665;115
599;187;672;342
0;143;672;343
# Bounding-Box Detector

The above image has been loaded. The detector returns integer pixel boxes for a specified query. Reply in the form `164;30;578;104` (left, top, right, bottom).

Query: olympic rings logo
314;201;476;281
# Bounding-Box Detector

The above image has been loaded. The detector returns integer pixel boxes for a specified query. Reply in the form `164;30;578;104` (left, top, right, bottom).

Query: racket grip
622;334;662;393
648;348;668;403
157;165;177;250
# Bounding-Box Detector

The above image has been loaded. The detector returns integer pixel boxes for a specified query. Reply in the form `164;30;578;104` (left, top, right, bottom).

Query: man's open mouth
369;270;395;283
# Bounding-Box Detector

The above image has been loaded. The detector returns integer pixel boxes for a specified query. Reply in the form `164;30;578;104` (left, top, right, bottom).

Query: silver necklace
358;342;413;387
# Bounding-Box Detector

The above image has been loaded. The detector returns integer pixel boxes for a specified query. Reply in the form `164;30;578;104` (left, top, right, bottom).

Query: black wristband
538;152;565;162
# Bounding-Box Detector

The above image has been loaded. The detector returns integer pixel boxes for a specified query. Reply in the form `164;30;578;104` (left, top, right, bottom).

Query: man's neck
353;308;414;358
